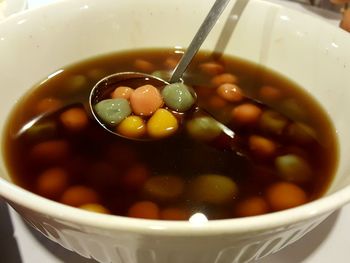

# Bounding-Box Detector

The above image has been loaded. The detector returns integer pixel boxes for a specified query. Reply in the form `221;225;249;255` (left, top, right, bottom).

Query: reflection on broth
2;48;338;220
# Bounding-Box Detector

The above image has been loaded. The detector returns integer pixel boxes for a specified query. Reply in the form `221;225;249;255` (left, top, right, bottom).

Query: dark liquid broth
2;48;338;220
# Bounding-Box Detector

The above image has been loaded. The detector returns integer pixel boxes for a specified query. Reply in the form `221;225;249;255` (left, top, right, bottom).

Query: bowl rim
1;0;350;236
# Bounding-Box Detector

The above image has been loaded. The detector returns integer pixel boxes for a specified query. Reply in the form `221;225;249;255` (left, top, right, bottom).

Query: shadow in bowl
0;198;23;263
257;209;341;263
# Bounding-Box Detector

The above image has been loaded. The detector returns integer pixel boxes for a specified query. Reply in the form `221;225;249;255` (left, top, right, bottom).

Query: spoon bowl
89;0;233;141
89;72;188;140
89;71;235;141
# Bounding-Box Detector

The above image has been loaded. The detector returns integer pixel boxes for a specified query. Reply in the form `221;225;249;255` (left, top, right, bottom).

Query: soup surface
2;48;338;220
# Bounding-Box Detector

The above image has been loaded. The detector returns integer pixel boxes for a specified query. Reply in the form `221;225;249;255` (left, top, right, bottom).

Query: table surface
1;0;349;262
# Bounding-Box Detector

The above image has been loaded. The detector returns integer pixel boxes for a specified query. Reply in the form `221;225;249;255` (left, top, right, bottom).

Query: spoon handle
169;0;231;83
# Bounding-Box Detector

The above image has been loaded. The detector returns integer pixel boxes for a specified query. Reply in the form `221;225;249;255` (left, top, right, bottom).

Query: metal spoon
89;0;234;140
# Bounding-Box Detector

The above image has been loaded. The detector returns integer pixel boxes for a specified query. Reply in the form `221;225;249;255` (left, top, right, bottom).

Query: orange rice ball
235;196;269;217
199;62;225;76
30;140;69;162
127;201;160;219
134;59;155;73
35;97;62;114
249;135;277;158
36;167;69;199
232;103;262;125
217;83;244;102
59;107;89;132
266;182;307;211
60;185;99;207
122;164;151;190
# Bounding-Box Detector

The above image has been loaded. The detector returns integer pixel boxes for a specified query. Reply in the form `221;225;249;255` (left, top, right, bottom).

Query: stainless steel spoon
89;0;234;140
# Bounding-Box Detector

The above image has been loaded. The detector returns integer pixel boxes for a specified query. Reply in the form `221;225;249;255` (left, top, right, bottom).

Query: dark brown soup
2;48;338;220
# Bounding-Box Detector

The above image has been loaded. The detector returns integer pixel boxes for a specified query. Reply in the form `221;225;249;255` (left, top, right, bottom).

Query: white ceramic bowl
1;0;350;262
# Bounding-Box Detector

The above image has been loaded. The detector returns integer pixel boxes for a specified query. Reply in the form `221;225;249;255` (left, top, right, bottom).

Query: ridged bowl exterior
9;200;330;263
